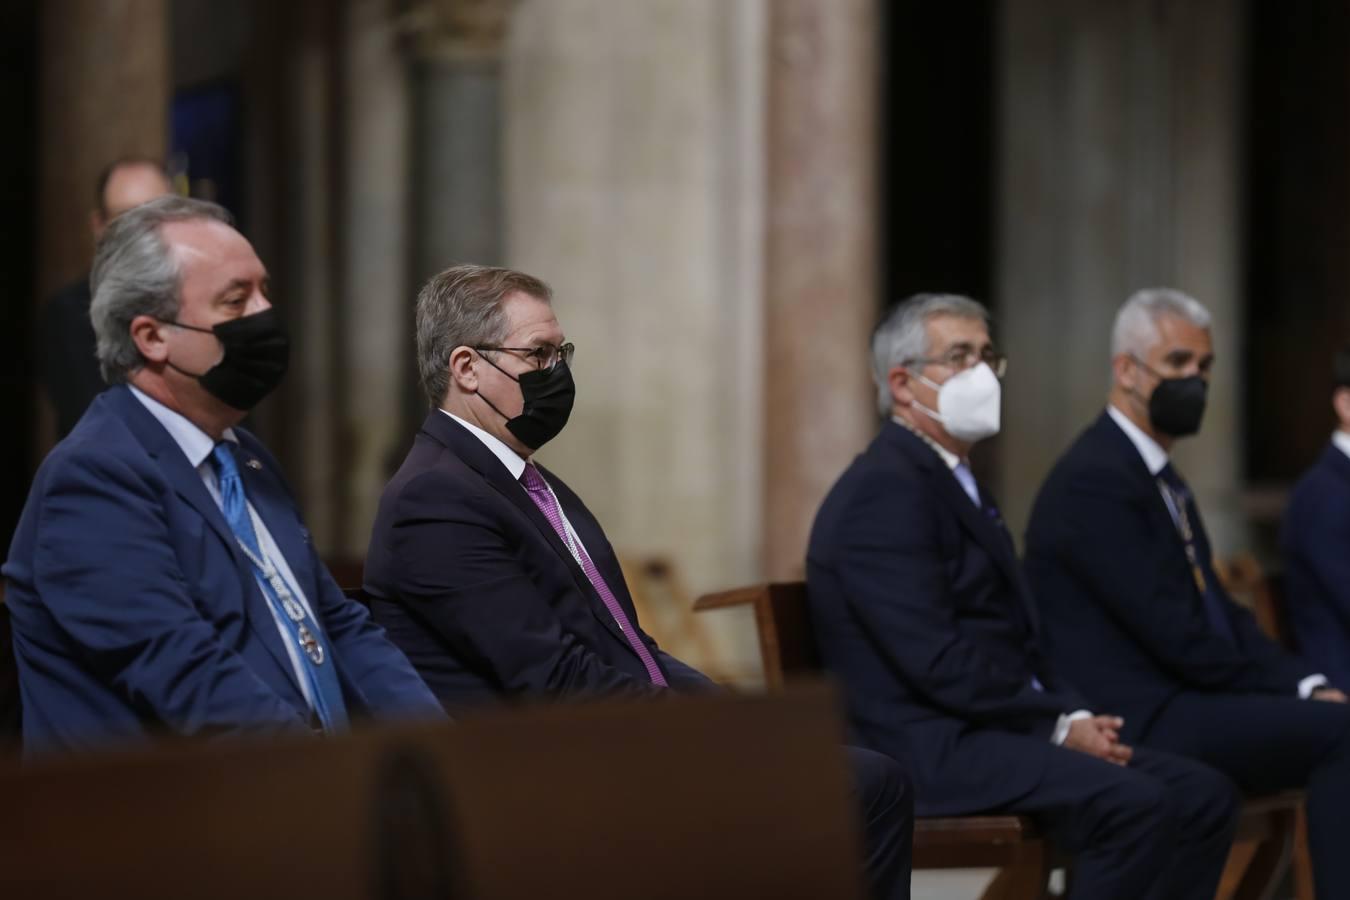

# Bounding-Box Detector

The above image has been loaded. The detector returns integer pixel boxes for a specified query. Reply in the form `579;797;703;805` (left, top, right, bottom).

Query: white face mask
913;361;1002;443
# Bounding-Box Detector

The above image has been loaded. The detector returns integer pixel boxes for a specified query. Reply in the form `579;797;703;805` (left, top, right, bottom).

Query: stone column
337;0;414;555
762;0;879;579
504;0;768;680
997;0;1246;553
37;0;169;298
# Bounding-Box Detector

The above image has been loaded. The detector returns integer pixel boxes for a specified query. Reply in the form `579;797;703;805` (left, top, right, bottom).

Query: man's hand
1312;687;1348;703
1064;715;1133;766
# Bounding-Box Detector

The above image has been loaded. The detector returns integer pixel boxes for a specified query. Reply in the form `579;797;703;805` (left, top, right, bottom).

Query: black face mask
1132;355;1208;438
476;353;576;450
164;308;291;411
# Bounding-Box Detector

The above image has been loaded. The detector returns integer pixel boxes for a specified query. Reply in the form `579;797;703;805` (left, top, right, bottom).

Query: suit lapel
112;388;302;696
1323;442;1350;491
420;413;631;646
883;423;1037;627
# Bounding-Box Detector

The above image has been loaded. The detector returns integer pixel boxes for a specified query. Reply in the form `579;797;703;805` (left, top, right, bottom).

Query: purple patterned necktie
520;462;668;686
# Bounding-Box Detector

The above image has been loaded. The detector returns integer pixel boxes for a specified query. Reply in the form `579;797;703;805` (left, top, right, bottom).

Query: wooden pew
0;689;870;900
696;581;1304;900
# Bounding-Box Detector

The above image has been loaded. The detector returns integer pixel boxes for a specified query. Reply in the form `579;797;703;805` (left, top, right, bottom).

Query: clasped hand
1064;715;1133;766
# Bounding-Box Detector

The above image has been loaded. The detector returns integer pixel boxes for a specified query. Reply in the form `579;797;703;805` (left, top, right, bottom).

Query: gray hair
90;195;233;383
1110;287;1212;359
871;293;990;415
416;264;554;406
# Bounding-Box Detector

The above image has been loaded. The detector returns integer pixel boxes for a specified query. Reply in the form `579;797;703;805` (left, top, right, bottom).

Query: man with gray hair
808;292;1239;899
364;264;914;899
3;196;442;753
1026;287;1350;896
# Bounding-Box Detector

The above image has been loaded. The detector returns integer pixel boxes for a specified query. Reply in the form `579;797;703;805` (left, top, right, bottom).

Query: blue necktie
211;442;349;733
1157;464;1237;645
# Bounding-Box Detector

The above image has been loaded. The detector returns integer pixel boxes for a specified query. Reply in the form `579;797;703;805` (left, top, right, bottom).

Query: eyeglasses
905;346;1008;378
474;342;575;371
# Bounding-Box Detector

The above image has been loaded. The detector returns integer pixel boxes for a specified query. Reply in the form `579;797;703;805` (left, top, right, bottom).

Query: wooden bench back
692;581;819;690
0;690;866;900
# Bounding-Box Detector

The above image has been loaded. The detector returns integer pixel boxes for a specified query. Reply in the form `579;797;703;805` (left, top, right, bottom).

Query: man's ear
1112;353;1137;392
447;346;479;393
90;209;107;244
129;314;169;364
888;365;913;410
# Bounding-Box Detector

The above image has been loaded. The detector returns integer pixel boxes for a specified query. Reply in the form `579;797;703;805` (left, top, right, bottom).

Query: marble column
762;0;879;580
37;0;169;298
337;0;414;556
997;0;1246;553
504;0;768;681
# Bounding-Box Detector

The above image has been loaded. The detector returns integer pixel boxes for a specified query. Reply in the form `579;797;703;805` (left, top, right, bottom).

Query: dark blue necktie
1157;464;1237;645
211;442;349;732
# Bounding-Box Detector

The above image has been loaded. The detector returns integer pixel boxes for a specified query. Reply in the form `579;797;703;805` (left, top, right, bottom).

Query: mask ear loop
471;349;519;423
902;367;946;424
152;318;221;380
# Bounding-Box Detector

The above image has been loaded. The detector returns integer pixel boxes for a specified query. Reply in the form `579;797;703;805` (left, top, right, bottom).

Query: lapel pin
245;458;263;471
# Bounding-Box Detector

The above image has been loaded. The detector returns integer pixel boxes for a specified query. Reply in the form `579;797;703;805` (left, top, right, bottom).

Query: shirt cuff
1051;709;1094;745
1299;674;1329;699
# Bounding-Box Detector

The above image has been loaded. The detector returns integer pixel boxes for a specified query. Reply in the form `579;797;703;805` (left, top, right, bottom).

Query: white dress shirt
1332;429;1350;462
1107;403;1325;699
439;410;598;573
130;386;319;708
892;417;1091;743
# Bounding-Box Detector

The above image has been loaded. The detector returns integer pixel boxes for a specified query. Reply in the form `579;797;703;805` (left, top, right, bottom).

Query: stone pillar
408;0;508;281
337;0;413;555
504;0;767;680
997;0;1246;553
762;0;879;579
37;0;169;298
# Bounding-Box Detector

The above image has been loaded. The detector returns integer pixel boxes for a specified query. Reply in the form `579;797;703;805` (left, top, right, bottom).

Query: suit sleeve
1283;485;1350;685
387;471;665;701
825;471;1070;735
31;451;310;737
652;647;719;692
1056;470;1307;693
308;550;447;720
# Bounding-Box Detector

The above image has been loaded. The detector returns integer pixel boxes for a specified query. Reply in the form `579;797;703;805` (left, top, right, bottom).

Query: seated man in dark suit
39;157;173;437
365;264;912;899
1283;346;1350;690
808;293;1239;900
1025;287;1350;897
3;196;443;754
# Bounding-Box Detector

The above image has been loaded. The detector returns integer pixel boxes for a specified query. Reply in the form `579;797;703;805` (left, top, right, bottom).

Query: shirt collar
1106;403;1169;475
892;415;962;471
129;385;238;469
441;410;528;480
1332;430;1350;462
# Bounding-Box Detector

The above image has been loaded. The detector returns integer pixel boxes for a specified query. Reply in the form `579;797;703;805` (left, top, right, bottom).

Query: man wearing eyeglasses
364;264;914;900
807;293;1239;899
1025;288;1350;897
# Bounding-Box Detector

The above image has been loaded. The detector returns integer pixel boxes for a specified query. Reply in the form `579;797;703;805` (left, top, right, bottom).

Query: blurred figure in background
39;157;172;437
808;293;1238;900
1026;288;1350;898
365;264;914;900
1283;346;1350;690
4;197;442;753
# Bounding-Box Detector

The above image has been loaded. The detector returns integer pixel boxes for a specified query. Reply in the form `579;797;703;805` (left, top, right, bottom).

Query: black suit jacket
806;421;1089;814
363;412;713;715
1025;411;1313;740
39;276;106;437
1282;442;1350;689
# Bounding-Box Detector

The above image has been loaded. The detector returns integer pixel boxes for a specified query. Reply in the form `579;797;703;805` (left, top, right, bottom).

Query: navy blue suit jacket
363;411;713;715
806;422;1090;815
1282;442;1350;689
2;386;442;753
1025;411;1313;741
